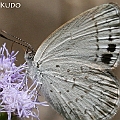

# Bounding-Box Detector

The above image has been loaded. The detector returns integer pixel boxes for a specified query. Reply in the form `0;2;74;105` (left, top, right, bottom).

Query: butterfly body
25;3;120;120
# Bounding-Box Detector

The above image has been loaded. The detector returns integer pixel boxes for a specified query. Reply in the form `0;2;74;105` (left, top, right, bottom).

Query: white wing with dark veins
31;3;120;120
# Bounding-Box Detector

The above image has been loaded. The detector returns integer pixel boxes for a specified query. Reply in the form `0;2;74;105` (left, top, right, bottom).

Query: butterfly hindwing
39;59;120;120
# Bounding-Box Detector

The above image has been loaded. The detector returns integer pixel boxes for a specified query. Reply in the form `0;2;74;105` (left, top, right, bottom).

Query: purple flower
0;43;48;120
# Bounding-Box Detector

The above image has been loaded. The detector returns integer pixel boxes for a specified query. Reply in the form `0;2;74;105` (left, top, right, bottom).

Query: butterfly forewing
27;3;120;120
35;3;120;69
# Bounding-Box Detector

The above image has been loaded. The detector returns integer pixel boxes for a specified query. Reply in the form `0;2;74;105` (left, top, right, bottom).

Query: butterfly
1;2;120;120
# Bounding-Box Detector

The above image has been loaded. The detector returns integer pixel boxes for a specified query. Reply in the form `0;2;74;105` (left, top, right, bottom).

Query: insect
0;2;120;120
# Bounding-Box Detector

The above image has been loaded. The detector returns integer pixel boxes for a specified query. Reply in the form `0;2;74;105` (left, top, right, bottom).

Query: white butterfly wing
34;3;120;69
39;59;120;120
30;3;120;120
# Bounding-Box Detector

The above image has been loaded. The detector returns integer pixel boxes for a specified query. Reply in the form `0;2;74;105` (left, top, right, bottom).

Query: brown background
0;0;120;120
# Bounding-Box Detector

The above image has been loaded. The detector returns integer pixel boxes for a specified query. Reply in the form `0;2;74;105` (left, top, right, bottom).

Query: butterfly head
25;50;35;64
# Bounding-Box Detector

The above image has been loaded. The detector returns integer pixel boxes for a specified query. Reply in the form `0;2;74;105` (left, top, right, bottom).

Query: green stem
0;112;8;120
0;113;20;120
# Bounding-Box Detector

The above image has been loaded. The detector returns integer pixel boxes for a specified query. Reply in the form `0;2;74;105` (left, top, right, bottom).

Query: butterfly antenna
0;30;35;54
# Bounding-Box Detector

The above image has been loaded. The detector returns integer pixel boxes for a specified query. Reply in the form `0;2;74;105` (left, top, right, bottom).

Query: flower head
0;43;48;120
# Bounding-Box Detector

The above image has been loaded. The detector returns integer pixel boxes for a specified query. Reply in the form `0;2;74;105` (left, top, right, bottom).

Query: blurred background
0;0;120;120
